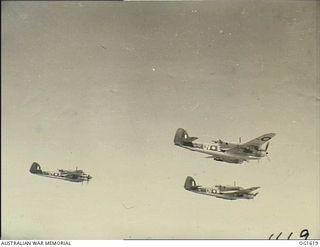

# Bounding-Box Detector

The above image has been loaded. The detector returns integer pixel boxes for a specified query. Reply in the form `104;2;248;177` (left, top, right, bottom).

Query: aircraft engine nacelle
243;194;254;199
257;150;267;157
30;162;43;174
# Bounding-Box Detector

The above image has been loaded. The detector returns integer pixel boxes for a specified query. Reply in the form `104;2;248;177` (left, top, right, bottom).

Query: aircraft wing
226;133;276;154
242;133;276;147
221;186;260;195
206;153;247;164
66;173;81;179
214;194;237;200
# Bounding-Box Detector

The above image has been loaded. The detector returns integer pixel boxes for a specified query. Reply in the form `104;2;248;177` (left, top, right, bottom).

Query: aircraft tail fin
184;176;197;190
30;162;43;174
174;128;198;146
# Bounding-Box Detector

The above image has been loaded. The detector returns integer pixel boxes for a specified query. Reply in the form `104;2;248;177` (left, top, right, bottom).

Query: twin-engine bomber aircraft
174;128;276;164
184;176;259;200
29;162;92;183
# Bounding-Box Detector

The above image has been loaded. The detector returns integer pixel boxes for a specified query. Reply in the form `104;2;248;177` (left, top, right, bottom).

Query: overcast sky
2;0;319;239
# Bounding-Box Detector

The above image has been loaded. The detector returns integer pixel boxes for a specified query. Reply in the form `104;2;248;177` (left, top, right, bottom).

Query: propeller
265;142;271;161
266;154;271;162
257;142;271;163
80;175;92;185
87;175;92;185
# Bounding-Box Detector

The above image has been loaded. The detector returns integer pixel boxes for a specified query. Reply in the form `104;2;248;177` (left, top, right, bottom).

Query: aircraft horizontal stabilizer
186;137;198;142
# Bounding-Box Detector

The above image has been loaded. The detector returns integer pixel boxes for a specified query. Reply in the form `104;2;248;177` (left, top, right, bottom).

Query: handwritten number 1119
269;229;309;240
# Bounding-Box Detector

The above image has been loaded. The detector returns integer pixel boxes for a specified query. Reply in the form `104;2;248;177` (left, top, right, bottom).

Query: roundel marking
261;136;271;141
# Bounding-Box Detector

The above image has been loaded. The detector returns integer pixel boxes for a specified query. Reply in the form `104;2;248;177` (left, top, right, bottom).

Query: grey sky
2;1;319;239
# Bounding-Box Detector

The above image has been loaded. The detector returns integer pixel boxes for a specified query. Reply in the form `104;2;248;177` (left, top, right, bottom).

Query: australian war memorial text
0;241;71;246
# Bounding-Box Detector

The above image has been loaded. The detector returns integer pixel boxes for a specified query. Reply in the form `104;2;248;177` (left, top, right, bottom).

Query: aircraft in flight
184;176;260;200
29;162;92;183
174;128;276;164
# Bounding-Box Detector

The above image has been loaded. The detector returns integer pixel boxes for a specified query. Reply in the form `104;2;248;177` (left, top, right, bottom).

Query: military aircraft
174;128;276;164
29;162;92;183
184;176;259;200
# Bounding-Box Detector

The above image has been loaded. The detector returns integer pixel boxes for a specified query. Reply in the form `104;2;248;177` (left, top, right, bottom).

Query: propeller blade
265;142;270;151
267;154;271;162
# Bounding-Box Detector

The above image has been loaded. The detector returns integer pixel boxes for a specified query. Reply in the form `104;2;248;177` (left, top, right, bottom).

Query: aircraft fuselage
34;172;91;182
180;142;264;162
184;176;260;200
30;162;92;183
187;185;258;200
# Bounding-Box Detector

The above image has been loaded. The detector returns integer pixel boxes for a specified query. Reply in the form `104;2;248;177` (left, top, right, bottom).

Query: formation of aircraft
174;128;276;200
174;128;276;164
29;128;275;202
29;162;92;183
184;176;259;200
